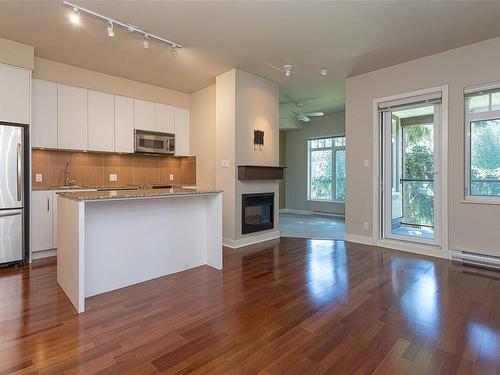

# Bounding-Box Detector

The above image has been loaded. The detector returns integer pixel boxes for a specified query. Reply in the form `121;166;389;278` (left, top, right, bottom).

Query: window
465;87;500;200
308;136;346;201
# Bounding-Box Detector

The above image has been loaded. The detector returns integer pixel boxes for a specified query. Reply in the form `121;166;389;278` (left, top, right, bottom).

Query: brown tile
180;157;196;185
48;151;69;186
103;154;121;186
31;149;50;188
86;153;104;187
119;154;134;186
68;152;87;186
145;156;160;185
133;155;147;185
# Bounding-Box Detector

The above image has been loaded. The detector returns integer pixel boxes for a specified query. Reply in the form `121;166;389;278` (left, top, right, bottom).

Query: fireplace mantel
238;165;285;181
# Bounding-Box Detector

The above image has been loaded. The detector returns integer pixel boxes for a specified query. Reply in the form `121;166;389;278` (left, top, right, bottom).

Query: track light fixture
106;21;114;37
69;6;80;25
63;1;182;50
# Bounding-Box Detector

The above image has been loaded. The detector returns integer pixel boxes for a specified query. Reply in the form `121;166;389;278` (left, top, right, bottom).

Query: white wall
285;112;345;215
346;36;500;256
216;69;279;245
190;85;216;189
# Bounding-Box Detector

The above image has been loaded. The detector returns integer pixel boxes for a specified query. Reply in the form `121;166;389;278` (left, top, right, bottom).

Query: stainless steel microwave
134;130;175;155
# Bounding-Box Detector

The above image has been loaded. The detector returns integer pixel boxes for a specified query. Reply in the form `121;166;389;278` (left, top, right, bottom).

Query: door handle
0;211;21;218
17;143;22;202
47;197;50;212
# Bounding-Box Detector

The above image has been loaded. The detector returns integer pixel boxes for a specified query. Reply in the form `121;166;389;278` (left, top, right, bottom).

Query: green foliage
402;125;434;227
470;120;500;196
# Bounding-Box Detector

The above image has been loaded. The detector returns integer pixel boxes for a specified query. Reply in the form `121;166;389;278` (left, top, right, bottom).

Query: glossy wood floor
1;238;500;374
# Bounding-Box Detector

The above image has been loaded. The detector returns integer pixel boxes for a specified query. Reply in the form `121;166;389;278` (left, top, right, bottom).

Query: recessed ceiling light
107;21;115;37
320;68;328;76
69;7;80;25
283;64;294;77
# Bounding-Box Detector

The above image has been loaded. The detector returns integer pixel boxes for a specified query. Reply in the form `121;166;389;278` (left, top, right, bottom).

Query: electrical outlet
363;159;370;168
169;174;174;181
35;174;43;182
222;160;229;168
363;222;370;231
109;174;118;182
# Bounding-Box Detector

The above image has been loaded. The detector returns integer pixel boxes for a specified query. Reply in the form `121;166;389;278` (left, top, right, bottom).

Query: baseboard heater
451;250;500;270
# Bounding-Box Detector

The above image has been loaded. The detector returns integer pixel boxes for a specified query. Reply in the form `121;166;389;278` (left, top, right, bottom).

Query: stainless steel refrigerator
0;123;25;264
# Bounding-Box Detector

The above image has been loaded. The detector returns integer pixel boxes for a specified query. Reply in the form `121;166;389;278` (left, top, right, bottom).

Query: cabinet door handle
47;197;50;211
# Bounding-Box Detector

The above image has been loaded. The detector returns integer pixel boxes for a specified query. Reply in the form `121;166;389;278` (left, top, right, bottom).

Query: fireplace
242;193;274;234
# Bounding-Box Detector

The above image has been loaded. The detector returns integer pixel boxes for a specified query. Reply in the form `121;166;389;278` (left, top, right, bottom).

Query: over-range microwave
134;130;175;155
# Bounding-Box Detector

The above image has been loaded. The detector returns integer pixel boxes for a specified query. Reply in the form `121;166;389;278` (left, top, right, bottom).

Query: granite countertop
32;184;192;191
57;188;222;202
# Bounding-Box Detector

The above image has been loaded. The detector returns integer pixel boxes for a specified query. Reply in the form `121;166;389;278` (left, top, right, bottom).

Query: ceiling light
62;1;182;50
69;7;80;25
283;64;293;77
106;21;114;37
171;45;178;57
320;68;328;76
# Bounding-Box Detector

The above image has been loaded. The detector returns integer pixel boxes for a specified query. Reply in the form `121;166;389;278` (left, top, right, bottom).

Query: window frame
307;135;346;203
464;86;500;204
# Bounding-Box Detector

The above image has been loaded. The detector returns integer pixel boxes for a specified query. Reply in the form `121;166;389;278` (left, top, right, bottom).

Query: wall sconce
254;130;264;151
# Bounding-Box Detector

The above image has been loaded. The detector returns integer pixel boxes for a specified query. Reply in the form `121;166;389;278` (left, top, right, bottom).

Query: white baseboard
344;234;375;246
31;248;57;260
375;239;445;259
344;234;448;259
279;208;313;215
312;211;345;219
280;208;345;218
223;230;281;249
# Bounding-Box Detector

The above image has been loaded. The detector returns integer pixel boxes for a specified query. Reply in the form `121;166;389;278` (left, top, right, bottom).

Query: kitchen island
56;188;223;313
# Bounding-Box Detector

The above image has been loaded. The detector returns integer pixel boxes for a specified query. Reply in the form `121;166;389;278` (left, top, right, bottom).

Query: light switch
35;174;43;182
363;159;370;168
169;174;174;181
109;174;118;182
222;160;230;168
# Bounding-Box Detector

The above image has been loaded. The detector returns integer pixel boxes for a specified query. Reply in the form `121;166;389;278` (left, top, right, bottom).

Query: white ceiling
1;1;500;129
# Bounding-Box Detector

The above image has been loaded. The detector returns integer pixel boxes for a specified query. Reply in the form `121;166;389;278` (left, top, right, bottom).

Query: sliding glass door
381;101;441;245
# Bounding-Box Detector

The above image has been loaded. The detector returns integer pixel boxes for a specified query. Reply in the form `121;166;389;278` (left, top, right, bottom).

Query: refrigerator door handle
17;143;22;202
0;211;21;218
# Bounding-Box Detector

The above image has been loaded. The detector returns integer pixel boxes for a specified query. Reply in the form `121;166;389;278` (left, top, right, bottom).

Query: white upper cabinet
115;95;134;153
0;64;30;124
155;103;175;133
88;90;115;152
32;79;58;148
58;84;88;150
133;99;155;131
174;107;189;156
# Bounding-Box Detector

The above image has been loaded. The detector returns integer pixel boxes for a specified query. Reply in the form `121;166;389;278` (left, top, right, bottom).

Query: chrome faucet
65;161;76;186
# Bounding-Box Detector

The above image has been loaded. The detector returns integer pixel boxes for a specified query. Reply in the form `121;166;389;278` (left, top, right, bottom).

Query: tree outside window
308;136;346;202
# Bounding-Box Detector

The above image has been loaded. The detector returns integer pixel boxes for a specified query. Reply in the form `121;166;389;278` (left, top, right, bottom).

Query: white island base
57;192;223;313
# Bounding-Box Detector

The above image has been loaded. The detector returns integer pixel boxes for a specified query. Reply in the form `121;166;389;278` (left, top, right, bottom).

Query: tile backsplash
32;149;196;188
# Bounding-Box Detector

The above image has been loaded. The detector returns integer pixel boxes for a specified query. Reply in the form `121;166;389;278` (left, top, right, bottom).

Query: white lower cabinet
31;189;96;254
31;190;53;252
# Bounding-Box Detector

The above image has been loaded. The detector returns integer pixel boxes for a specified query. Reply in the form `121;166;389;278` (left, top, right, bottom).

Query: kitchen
0;38;223;313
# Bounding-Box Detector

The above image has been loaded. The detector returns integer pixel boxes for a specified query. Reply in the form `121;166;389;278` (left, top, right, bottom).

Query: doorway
380;97;441;245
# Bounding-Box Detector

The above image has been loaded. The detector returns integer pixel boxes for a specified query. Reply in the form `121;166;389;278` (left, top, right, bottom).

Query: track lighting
69;6;80;25
106;21;114;37
62;1;182;50
283;64;293;77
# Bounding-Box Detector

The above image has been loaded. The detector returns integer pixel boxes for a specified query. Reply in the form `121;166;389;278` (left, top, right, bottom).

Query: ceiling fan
290;97;324;122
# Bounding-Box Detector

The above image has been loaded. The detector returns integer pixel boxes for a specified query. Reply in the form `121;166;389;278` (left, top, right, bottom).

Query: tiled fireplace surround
31;149;196;188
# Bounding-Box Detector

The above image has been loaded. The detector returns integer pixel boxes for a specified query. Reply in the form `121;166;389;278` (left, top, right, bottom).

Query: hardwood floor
1;238;499;374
